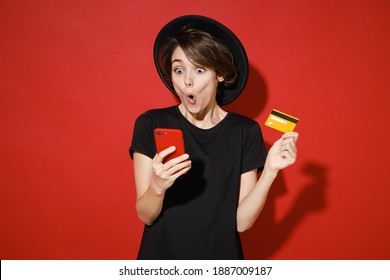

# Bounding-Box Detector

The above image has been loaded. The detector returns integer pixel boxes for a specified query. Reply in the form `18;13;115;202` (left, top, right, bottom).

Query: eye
173;68;183;74
196;68;206;74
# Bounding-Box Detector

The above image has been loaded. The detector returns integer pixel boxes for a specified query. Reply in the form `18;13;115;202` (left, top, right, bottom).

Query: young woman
130;15;298;259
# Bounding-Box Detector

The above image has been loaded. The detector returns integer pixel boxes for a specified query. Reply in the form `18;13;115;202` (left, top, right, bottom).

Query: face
171;47;224;114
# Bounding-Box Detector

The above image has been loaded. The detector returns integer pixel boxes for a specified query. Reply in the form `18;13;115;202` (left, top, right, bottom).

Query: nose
185;72;193;87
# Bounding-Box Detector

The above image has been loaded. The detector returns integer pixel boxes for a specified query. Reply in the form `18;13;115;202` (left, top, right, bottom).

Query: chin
184;104;201;113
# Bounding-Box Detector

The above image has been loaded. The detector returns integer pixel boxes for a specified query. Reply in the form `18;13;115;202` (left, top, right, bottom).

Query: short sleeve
129;112;156;159
241;122;267;174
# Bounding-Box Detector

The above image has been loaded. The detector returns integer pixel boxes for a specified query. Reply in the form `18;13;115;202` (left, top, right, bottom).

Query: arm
133;147;192;225
236;132;298;232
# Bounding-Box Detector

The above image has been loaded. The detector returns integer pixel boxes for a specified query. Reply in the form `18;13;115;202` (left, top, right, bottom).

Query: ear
217;76;225;82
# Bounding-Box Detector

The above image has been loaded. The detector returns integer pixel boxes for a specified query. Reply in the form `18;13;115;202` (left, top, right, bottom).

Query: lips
186;94;196;105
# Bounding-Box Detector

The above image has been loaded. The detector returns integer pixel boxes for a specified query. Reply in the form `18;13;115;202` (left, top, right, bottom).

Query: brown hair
158;26;238;88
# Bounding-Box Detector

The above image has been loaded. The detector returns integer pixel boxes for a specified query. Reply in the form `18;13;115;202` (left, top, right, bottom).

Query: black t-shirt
130;106;267;259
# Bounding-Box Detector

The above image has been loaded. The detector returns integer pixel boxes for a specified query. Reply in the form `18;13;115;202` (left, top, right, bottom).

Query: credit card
265;109;299;132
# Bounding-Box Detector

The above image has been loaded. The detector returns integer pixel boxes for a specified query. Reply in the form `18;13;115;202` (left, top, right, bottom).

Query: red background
1;0;389;259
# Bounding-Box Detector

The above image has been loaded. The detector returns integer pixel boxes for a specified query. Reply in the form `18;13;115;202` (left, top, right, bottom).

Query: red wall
1;0;389;259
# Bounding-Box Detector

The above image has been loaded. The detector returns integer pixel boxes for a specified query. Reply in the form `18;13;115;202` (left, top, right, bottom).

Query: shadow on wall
224;64;267;119
226;65;328;259
241;160;328;259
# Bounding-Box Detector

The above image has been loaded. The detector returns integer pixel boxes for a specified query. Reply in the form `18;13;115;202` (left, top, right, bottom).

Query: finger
164;153;190;169
282;141;297;159
282;132;299;142
282;149;297;164
155;146;177;163
170;162;192;180
167;159;192;176
159;146;177;158
156;160;191;182
275;132;294;148
273;136;285;147
281;139;297;154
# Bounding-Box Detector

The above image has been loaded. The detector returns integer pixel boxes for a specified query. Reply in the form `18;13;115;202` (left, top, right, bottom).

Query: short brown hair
158;26;238;88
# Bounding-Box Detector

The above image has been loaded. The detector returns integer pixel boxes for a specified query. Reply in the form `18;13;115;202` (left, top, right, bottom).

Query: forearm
133;149;192;226
236;169;278;232
136;183;166;225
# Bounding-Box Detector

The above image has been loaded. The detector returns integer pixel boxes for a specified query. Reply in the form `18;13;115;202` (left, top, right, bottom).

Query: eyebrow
171;59;182;64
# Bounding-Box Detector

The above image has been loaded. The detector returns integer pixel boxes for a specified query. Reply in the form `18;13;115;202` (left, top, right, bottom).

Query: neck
178;103;227;129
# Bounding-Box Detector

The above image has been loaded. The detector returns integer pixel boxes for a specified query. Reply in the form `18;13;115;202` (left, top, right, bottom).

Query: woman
130;15;298;259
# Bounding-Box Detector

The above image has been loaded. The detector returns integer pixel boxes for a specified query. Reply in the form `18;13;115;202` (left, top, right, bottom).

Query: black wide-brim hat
153;15;249;106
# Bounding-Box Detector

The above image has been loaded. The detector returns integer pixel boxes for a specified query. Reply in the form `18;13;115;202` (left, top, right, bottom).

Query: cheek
171;76;183;90
198;74;218;88
205;77;219;91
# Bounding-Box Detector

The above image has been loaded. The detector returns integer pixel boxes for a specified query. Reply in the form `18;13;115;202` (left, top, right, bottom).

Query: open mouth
187;95;196;104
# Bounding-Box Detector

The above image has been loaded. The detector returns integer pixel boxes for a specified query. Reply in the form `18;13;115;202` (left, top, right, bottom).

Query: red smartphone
154;128;185;163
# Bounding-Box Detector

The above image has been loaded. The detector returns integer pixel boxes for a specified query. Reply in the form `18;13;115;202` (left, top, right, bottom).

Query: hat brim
153;15;249;106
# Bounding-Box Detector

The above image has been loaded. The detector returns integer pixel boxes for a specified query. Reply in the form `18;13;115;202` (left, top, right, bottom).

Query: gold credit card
265;109;299;132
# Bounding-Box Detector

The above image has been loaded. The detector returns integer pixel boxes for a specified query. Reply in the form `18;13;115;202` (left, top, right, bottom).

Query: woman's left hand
264;132;299;174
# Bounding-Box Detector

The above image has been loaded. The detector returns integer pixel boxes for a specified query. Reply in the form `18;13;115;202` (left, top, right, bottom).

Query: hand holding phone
151;128;191;193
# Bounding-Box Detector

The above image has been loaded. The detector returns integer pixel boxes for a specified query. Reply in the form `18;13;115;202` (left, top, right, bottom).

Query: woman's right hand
151;146;192;194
